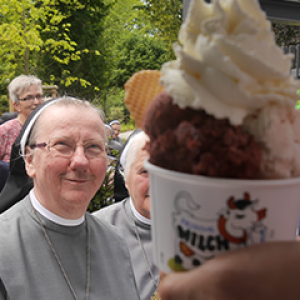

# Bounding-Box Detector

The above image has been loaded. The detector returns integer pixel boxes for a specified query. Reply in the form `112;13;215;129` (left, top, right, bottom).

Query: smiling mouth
67;179;89;183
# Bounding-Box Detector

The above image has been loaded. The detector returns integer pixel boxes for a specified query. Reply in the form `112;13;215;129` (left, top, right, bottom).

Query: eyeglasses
30;137;106;159
19;94;44;102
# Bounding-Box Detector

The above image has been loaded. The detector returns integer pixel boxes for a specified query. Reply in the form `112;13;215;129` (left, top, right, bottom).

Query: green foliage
138;0;182;59
100;87;125;121
108;106;125;123
296;90;300;110
110;32;169;88
100;0;152;92
272;23;300;46
0;0;72;77
38;0;111;99
121;118;135;132
102;0;153;61
96;31;169;121
0;0;110;100
88;160;116;212
0;0;45;77
101;0;169;88
0;96;9;115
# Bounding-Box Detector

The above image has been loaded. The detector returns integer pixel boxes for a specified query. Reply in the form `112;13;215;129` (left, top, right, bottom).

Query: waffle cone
124;70;164;128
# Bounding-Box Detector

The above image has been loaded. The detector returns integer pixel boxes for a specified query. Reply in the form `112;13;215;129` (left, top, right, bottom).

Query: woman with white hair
93;131;159;300
0;75;43;191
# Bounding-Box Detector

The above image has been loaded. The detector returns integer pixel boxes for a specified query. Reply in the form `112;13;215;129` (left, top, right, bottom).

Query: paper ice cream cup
145;160;300;273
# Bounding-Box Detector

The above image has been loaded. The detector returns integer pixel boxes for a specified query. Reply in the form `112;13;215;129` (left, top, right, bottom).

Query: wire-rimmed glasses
19;94;44;102
29;137;106;159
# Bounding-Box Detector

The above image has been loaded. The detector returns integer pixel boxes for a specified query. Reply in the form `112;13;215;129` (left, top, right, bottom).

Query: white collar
30;189;85;226
129;197;151;226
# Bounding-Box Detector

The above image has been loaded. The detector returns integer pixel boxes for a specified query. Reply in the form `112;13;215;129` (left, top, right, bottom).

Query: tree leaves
140;0;182;59
272;23;300;47
0;0;110;99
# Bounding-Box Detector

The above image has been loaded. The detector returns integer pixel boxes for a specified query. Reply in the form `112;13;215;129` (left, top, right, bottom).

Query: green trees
0;0;110;100
96;0;169;122
140;0;183;60
37;0;110;99
273;24;300;46
0;0;175;119
0;0;171;120
110;33;168;88
0;0;44;77
101;32;169;123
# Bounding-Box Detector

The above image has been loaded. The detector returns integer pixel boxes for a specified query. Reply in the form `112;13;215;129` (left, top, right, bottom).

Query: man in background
108;120;124;156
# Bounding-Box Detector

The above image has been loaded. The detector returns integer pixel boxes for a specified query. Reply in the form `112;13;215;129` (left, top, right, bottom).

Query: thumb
159;271;192;300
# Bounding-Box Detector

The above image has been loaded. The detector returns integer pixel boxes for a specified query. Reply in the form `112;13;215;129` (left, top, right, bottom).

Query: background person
0;101;55;214
104;124;114;158
108;119;124;155
0;75;43;192
110;119;123;141
0;97;140;300
105;124;113;140
113;129;142;202
94;131;159;300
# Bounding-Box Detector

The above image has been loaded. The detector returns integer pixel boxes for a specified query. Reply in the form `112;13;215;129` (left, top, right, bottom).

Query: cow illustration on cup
168;191;271;271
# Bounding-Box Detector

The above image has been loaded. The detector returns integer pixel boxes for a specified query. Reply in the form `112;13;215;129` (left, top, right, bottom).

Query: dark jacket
0;100;55;213
0;112;18;125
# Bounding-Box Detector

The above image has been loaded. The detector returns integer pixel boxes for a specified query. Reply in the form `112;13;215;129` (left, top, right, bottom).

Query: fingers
159;271;185;300
158;242;300;300
159;269;202;300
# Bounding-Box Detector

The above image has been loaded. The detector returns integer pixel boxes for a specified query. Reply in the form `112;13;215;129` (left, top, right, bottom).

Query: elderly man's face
125;149;150;219
111;124;121;139
25;105;107;219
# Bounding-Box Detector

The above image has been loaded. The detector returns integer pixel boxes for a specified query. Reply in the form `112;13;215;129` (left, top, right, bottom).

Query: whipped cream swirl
160;0;300;125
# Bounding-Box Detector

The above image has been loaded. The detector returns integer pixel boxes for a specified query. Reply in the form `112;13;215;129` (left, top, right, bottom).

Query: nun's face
111;124;121;139
106;127;112;139
125;148;150;219
25;105;107;219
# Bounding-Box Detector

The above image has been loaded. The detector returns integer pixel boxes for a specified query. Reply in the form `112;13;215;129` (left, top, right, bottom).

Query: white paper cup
145;160;300;273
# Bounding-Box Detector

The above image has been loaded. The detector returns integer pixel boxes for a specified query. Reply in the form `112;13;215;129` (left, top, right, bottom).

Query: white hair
8;75;42;104
121;131;149;181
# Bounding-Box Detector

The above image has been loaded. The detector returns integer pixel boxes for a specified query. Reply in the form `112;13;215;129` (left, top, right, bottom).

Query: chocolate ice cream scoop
144;91;262;179
143;91;198;140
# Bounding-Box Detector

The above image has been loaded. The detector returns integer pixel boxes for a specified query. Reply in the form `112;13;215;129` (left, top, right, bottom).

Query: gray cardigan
93;198;159;300
0;195;140;300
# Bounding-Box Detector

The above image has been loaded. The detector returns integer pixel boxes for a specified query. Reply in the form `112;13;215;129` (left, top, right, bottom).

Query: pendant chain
130;208;159;291
33;209;90;300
